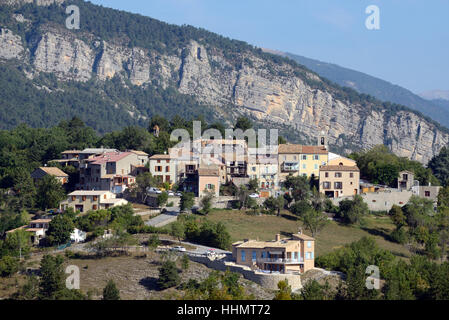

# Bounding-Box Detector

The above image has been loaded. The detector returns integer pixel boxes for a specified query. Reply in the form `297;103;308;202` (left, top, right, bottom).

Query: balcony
257;258;304;264
185;169;197;175
281;162;299;172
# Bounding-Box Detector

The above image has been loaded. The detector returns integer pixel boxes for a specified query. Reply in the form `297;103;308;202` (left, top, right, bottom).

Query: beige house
50;150;81;168
319;164;360;198
7;219;52;244
31;167;69;184
129;150;149;166
232;232;315;274
78;151;140;193
248;154;279;192
278;144;328;183
328;152;357;166
149;154;177;185
60;190;128;213
398;170;415;191
198;166;220;197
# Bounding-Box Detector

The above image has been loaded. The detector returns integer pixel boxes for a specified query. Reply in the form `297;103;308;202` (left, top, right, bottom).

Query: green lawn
206;209;410;259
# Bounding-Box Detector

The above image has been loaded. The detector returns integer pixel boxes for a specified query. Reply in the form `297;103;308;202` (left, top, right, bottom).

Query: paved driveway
145;207;180;227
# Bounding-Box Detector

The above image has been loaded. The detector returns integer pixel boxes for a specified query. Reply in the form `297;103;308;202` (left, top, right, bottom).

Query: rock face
0;23;447;163
33;31;94;82
0;28;24;60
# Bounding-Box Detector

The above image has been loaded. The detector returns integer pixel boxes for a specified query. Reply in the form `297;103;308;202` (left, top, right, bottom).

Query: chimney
275;234;281;242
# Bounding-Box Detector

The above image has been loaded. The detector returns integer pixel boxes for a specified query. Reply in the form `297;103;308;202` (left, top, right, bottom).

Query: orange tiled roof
320;165;359;172
38;167;69;177
278;144;328;155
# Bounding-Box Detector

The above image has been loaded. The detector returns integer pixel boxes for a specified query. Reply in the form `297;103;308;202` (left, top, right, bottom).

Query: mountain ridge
0;0;448;163
263;49;449;129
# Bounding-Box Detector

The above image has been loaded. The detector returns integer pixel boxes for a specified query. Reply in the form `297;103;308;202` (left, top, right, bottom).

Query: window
305;252;310;260
241;250;246;262
302;155;307;160
302;164;306;169
71;196;76;201
311;252;314;259
325;172;329;178
156;166;162;172
93;196;98;201
252;251;257;261
334;182;343;189
157;160;160;163
425;191;431;197
165;175;171;183
307;241;312;248
314;155;319;160
314;164;318;170
261;251;266;259
323;182;331;189
335;172;342;178
293;156;297;160
166;160;170;163
82;196;86;201
166;166;170;172
92;205;97;210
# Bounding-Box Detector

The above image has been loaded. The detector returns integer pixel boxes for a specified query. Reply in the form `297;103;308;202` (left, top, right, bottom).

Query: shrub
0;256;19;277
158;260;180;289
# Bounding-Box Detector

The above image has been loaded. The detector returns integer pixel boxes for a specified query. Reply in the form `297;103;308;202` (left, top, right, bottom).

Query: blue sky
89;0;448;94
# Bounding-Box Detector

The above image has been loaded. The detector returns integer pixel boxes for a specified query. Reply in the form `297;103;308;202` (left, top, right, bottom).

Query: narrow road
145;207;180;227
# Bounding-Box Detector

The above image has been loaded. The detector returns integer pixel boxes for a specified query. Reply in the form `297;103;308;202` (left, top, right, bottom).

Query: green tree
180;192;195;212
0;255;19;277
389;205;407;229
428;146;449;186
248;178;259;192
234;117;253;132
284;175;311;201
157;192;169;207
200;192;214;215
38;254;86;300
299;209;329;237
2;229;31;258
181;254;190;271
46;214;75;246
158;260;180;289
338;195;369;225
35;175;66;210
131;172;158;203
297;279;332;300
264;196;284;216
273;280;292;300
170;221;185;242
102;280;120;300
13;169;36;209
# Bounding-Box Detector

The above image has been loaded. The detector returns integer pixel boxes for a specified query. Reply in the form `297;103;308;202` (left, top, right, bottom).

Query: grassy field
206;209;410;259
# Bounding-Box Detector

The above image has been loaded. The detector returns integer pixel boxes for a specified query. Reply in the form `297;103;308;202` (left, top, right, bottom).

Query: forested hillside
282;51;449;128
0;0;448;163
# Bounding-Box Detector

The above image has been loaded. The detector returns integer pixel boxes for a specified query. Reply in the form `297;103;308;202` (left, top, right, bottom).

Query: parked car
174;192;182;197
170;246;186;252
249;193;260;198
167;191;175;196
147;187;162;194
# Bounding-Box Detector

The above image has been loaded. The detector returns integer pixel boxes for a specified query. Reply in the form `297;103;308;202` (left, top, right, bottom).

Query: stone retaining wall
189;255;302;290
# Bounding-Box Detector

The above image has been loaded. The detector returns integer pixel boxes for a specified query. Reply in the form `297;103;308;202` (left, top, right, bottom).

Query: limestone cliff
0;2;447;163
